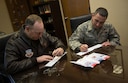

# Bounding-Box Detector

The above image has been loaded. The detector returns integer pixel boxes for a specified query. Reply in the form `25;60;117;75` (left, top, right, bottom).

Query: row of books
44;17;53;24
35;0;55;4
38;5;51;14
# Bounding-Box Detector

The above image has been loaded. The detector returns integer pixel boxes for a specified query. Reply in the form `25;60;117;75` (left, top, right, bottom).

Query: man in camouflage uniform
69;7;120;52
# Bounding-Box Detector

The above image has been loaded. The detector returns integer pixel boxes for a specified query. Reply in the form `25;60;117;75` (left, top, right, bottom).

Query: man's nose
39;33;43;37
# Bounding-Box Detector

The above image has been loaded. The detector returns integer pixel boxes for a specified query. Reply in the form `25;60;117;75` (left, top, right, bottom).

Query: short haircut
24;14;42;27
94;7;108;18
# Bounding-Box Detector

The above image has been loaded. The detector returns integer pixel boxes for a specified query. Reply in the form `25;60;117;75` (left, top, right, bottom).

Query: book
70;52;110;68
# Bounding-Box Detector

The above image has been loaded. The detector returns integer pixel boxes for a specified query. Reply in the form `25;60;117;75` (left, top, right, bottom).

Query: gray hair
24;14;43;27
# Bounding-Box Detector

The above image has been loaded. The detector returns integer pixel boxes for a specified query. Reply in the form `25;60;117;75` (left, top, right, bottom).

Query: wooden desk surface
12;46;128;83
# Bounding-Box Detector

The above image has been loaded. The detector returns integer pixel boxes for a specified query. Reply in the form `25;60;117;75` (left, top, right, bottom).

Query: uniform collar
87;20;106;32
19;26;33;46
87;20;93;31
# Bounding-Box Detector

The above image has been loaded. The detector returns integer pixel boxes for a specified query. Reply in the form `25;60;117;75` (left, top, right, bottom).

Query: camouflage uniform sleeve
68;23;86;52
107;23;121;46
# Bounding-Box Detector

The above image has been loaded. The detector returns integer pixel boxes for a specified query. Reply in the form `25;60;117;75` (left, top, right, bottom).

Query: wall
90;0;128;46
0;0;13;34
1;0;128;46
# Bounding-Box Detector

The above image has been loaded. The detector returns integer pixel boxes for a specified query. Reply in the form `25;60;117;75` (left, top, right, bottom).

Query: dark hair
94;7;108;18
24;14;42;27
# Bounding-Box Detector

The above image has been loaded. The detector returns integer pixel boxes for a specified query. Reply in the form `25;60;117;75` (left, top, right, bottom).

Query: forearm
6;56;37;74
109;25;121;46
110;38;121;46
69;40;81;51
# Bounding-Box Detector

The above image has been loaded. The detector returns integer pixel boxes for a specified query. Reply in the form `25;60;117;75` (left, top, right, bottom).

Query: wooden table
12;46;128;83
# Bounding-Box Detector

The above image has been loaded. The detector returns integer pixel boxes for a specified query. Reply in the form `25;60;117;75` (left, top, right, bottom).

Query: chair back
70;14;91;33
0;32;15;83
0;33;15;71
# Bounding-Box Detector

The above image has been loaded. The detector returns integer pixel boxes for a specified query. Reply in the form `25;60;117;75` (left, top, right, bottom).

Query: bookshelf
5;0;67;45
28;0;67;45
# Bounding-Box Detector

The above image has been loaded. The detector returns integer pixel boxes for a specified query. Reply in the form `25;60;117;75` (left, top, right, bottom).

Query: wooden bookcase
28;0;67;45
6;0;67;45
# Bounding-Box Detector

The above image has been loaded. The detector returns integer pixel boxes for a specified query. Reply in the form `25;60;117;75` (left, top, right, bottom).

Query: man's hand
102;41;111;46
52;47;64;56
36;55;53;63
80;44;88;52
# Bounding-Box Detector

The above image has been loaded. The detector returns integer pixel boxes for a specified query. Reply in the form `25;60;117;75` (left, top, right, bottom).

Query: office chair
0;32;15;83
70;14;92;33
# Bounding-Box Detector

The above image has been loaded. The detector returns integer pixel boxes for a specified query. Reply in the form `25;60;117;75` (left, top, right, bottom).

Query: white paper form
70;55;99;68
76;44;102;56
70;52;110;68
45;52;67;67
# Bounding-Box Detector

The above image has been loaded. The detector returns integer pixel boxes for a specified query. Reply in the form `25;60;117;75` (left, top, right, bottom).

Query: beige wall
1;0;128;46
0;0;13;34
90;0;128;46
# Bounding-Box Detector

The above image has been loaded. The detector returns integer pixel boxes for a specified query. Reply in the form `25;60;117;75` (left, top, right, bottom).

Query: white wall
0;0;13;34
90;0;128;46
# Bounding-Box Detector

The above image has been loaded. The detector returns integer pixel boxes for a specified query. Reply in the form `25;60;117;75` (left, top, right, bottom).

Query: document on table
70;52;110;68
45;52;67;67
76;44;102;56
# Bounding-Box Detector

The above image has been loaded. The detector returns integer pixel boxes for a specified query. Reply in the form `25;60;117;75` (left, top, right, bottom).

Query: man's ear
25;26;30;32
91;13;95;17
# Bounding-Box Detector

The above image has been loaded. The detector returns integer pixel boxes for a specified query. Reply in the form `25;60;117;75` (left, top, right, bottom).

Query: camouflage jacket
69;20;120;52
